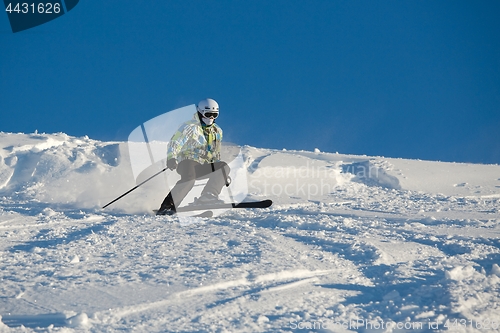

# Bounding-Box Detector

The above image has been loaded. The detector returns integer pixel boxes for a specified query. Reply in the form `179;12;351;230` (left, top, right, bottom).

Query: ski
153;210;214;217
154;200;272;215
175;199;272;213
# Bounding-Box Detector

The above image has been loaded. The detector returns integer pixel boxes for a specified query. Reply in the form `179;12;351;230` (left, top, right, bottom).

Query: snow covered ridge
1;132;499;213
0;132;499;332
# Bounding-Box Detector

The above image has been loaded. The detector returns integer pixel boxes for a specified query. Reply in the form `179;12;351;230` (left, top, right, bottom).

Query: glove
167;158;177;170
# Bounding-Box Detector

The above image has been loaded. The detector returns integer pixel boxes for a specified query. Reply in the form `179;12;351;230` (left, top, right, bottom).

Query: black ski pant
160;160;230;210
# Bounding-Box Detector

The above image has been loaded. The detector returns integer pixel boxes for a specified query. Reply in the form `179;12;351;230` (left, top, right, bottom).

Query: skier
156;98;230;215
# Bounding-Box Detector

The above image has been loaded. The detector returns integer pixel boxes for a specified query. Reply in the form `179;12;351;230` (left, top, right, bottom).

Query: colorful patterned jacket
167;112;223;164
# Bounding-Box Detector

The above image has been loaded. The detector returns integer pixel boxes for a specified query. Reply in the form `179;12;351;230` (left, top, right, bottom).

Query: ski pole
102;167;169;209
220;164;237;208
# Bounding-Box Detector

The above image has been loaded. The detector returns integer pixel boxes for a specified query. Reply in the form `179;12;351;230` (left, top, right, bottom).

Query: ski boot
156;203;176;216
192;191;225;206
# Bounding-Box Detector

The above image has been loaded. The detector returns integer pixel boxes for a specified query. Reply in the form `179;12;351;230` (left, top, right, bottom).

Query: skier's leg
200;162;231;196
170;160;200;207
159;160;199;210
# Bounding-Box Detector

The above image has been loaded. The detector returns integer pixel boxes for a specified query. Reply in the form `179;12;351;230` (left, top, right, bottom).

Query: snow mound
445;265;477;281
0;132;127;212
66;312;90;328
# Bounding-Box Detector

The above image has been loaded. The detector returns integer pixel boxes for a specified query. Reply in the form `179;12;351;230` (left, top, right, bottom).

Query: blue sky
1;1;499;164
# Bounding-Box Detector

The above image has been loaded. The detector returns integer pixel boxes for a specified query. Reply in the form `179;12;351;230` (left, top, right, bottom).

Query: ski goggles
203;112;219;119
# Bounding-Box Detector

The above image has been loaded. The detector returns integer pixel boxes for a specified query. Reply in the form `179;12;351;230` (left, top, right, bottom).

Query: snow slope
0;132;499;332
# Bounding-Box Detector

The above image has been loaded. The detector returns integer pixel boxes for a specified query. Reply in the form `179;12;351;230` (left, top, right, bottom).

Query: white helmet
197;98;219;125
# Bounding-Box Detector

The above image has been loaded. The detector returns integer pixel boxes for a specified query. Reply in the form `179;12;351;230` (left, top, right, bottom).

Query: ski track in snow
0;132;499;332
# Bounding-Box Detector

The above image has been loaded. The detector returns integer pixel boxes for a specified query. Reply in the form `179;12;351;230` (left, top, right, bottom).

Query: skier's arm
214;127;223;162
167;124;195;160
